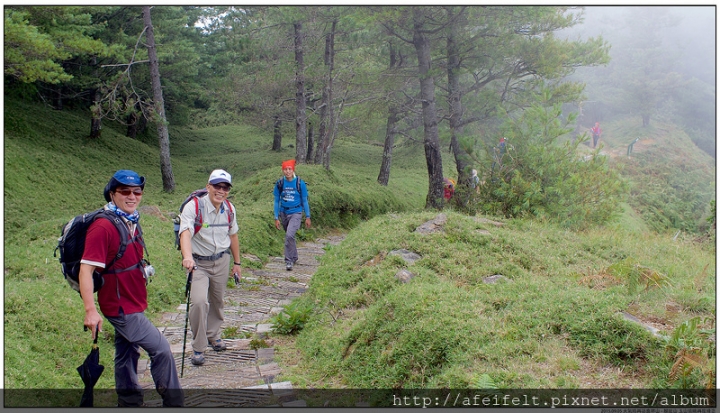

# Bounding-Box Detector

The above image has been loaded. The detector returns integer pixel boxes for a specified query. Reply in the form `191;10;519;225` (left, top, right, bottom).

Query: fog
560;6;716;156
572;6;715;83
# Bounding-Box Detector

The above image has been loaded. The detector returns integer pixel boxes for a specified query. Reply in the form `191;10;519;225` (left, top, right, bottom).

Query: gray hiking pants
279;211;302;265
105;311;184;407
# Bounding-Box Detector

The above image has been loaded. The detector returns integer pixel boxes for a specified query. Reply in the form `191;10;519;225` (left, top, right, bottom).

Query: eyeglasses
115;188;143;196
211;183;231;192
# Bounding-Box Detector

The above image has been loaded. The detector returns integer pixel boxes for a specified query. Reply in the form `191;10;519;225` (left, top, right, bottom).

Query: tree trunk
88;55;101;139
138;110;148;135
378;105;399;186
323;84;349;171
272;115;282;151
54;84;63;110
306;121;314;161
294;22;307;163
446;9;472;205
127;100;147;138
90;88;102;139
412;8;444;210
315;20;336;167
378;42;402;186
126;111;138;139
143;6;175;192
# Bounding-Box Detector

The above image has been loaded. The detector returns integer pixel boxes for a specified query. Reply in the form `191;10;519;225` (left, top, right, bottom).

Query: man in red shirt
79;170;183;407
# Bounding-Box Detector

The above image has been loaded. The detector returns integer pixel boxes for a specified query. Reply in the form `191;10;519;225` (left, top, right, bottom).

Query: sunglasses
211;183;231;192
115;188;143;196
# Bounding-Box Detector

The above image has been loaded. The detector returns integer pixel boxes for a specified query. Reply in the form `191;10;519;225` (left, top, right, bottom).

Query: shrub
476;88;627;229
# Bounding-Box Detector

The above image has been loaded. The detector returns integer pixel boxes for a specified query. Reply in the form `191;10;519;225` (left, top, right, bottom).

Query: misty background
562;6;716;157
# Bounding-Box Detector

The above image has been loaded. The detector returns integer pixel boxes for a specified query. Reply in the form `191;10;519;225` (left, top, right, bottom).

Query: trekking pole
180;268;194;378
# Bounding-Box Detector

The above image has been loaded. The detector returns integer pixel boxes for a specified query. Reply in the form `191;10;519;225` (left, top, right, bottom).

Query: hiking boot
286;263;293;271
209;339;227;351
191;351;205;366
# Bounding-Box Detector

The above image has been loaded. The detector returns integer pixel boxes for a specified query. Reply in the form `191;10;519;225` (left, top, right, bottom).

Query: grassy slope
3;98;715;400
280;212;714;394
585;119;715;233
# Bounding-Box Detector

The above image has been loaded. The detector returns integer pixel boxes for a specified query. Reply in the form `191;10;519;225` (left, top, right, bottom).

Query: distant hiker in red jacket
443;178;456;201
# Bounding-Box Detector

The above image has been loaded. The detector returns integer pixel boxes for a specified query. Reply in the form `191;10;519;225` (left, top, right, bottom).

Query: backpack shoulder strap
297;177;304;197
134;221;148;257
224;199;234;230
94;210;132;271
193;196;203;234
276;177;303;197
98;211;148;275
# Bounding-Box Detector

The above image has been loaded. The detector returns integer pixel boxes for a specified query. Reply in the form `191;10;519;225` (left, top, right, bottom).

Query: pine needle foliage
477;88;627;229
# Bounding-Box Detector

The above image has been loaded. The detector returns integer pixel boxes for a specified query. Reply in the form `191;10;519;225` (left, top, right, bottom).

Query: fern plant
663;316;715;389
471;374;503;399
606;258;672;294
270;301;313;335
475;373;498;390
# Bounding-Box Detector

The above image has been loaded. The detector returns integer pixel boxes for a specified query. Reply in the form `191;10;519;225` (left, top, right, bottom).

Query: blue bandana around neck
107;202;140;223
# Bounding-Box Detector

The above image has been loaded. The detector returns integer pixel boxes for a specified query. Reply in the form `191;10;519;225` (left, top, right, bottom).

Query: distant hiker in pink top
591;122;602;148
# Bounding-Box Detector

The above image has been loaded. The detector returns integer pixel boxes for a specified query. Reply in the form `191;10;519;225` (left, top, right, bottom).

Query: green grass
602;121;715;233
278;212;714;398
3;96;715;405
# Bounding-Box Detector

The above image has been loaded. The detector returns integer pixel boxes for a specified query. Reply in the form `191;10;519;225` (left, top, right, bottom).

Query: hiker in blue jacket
273;159;311;271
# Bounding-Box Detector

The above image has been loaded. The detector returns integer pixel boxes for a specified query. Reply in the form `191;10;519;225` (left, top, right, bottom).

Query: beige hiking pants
189;253;230;353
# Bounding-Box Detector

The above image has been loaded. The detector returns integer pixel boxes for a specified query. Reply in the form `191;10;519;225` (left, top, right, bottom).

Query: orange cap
281;159;296;170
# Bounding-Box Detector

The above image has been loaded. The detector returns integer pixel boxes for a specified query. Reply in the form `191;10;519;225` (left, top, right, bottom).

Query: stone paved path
138;234;346;407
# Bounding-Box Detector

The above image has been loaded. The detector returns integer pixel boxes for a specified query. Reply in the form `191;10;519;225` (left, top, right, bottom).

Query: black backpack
54;208;146;294
173;189;235;250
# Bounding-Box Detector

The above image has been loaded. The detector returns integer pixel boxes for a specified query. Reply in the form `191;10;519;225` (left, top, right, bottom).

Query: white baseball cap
208;169;232;186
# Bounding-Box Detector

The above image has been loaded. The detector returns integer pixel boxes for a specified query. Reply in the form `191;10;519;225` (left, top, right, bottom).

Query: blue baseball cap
104;169;146;201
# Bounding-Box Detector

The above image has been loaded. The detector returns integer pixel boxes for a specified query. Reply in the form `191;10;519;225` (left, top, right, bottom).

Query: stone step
140;234;346;407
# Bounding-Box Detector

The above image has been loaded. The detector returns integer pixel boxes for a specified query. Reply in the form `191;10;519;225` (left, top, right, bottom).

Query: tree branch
380;22;414;45
100;60;150;68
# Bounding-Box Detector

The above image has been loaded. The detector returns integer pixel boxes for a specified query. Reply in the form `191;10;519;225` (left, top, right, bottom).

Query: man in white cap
178;169;242;366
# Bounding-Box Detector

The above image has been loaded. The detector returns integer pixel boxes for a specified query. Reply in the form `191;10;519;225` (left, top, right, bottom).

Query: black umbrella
77;327;105;407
